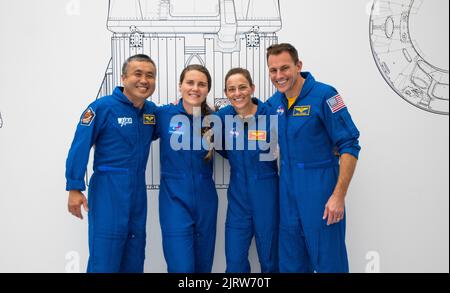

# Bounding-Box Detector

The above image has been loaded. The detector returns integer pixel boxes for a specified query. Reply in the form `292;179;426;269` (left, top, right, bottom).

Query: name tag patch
248;130;267;141
144;114;156;125
293;106;311;116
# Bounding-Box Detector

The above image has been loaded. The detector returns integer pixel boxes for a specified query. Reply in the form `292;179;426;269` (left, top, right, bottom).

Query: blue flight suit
267;72;361;273
217;99;279;273
154;99;218;273
65;87;157;273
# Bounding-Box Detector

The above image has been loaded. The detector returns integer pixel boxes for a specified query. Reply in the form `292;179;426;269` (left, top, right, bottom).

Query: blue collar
176;98;211;117
298;72;315;100
112;87;134;106
279;72;315;102
228;98;265;116
176;98;189;115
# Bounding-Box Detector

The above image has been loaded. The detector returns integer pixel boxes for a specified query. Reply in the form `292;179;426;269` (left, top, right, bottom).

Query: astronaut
154;64;218;273
65;54;158;273
216;68;279;273
265;44;361;273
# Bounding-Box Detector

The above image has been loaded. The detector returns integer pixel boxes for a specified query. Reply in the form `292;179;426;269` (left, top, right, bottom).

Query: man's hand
68;190;89;220
323;192;345;226
323;153;357;225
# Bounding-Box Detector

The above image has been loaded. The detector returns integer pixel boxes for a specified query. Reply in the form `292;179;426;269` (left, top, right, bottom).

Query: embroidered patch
277;105;285;116
169;122;184;135
293;106;311;116
248;130;267;141
144;114;156;125
229;127;240;138
118;117;133;127
80;108;95;126
327;94;346;113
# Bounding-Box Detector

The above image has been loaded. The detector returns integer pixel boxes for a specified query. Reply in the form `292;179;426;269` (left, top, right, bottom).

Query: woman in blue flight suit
153;65;218;273
216;68;279;273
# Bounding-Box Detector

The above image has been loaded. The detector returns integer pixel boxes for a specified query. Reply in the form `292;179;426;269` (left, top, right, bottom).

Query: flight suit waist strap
161;171;212;180
281;158;339;169
94;166;145;174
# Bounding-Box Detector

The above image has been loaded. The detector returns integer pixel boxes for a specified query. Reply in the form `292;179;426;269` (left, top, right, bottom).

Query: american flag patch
327;94;346;113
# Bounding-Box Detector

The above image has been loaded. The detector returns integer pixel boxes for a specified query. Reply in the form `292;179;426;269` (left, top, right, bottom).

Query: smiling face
268;51;303;97
121;60;156;103
225;73;255;113
179;70;209;109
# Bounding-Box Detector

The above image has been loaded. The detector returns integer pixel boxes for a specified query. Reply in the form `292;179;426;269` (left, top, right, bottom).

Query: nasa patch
277;105;285;116
169;122;184;135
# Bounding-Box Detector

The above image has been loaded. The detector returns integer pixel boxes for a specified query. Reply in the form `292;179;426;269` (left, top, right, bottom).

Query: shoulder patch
80;107;95;126
327;94;346;113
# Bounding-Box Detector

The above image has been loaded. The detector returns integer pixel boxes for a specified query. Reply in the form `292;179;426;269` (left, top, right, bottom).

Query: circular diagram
370;0;449;115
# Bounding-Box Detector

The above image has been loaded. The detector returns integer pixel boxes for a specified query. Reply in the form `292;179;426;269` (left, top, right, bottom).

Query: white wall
0;0;448;273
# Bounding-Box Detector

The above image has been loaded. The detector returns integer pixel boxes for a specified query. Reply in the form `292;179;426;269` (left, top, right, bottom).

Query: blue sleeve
265;96;276;110
65;102;104;191
152;104;163;141
320;90;361;159
212;110;228;159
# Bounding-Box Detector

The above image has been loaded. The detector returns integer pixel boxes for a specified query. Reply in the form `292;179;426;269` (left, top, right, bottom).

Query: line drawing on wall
0;111;3;129
370;0;449;115
92;0;283;189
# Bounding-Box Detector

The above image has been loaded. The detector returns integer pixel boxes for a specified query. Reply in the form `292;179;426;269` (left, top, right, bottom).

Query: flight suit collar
280;72;315;105
176;98;189;115
228;98;264;117
113;87;150;115
112;87;134;106
298;72;315;101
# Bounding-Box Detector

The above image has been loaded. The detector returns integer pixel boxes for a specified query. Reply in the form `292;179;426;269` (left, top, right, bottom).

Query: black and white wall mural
370;0;448;115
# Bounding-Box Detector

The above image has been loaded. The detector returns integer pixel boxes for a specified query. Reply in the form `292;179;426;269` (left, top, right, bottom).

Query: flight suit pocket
90;172;132;234
288;114;315;136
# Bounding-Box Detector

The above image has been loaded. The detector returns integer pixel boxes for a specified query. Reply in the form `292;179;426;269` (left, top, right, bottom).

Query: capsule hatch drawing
92;0;283;189
370;0;449;115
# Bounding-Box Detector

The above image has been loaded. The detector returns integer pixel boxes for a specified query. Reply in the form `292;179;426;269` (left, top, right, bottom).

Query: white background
0;0;448;273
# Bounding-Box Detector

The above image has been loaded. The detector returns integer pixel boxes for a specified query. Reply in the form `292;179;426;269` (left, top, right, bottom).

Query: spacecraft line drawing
93;0;283;189
370;0;449;115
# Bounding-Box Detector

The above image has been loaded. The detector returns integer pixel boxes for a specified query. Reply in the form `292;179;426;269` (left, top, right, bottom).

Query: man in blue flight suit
65;54;158;273
266;43;361;273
